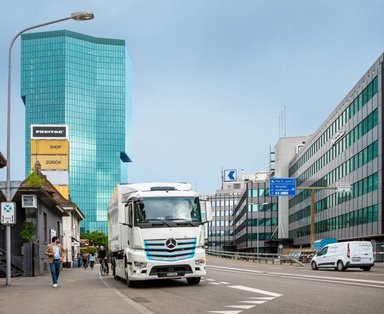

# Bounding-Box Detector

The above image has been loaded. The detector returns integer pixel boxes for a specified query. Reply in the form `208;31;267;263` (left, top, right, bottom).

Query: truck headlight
134;261;147;269
195;258;206;266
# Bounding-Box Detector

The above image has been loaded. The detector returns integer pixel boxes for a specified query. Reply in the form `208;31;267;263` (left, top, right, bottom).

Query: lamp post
4;11;94;287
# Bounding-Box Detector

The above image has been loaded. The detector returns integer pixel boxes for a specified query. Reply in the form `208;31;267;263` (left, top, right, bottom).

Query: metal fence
206;249;306;267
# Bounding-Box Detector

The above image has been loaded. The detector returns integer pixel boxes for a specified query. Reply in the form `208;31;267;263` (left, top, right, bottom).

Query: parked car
311;241;374;271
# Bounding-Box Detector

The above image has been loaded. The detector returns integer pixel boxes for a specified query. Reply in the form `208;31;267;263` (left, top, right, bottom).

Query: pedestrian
82;252;89;270
89;253;95;270
45;236;65;288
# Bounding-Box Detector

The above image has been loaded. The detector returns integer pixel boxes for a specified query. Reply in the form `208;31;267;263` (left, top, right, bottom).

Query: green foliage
81;230;108;248
25;171;45;188
80;246;97;254
18;221;35;243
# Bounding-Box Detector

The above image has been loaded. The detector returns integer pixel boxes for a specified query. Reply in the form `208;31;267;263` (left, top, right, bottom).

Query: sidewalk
0;266;151;314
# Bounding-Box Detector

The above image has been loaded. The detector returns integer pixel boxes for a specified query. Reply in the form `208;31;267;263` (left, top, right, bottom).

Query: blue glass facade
21;30;132;234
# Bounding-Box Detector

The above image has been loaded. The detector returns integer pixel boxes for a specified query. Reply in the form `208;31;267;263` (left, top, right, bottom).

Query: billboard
31;140;69;155
31;125;68;139
31;155;69;171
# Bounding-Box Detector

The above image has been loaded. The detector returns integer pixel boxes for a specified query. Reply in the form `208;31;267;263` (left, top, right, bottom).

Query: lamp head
71;11;94;21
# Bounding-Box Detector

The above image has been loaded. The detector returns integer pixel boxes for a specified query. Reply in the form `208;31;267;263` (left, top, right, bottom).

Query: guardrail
206;249;306;267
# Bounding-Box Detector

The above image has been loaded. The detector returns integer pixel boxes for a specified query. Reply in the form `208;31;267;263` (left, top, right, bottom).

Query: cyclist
98;245;109;274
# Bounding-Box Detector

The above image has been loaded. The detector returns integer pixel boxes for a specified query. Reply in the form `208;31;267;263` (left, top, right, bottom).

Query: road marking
99;275;154;314
250;297;275;300
209;282;221;285
238;300;267;304
208;265;384;287
219;281;230;285
226;305;255;309
229;285;283;297
206;278;216;281
208;311;242;314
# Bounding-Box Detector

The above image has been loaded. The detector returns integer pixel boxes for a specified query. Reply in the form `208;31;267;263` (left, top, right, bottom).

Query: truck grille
144;238;196;261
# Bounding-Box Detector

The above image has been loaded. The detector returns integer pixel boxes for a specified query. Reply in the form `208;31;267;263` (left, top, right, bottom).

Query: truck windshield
135;197;201;226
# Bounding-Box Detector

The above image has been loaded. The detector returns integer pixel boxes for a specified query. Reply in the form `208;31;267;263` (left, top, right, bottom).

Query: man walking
45;236;65;287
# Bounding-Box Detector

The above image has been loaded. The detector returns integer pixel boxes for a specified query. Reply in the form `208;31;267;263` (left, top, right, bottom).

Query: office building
288;54;383;249
21;30;132;234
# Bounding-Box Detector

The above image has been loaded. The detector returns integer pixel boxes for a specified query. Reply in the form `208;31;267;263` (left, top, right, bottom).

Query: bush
18;221;35;243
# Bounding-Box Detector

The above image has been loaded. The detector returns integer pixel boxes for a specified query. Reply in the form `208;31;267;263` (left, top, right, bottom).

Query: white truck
108;182;211;287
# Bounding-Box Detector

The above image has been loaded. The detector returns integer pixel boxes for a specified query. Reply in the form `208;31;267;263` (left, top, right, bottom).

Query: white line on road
229;285;283;297
226;305;255;309
208;311;242;314
99;275;154;314
249;297;276;300
238;300;268;304
208;265;384;286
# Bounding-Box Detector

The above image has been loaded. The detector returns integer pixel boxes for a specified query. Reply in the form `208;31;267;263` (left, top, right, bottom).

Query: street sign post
1;202;16;225
269;178;296;196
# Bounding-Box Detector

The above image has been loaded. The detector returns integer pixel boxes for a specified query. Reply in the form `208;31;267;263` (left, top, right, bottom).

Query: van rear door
349;242;373;264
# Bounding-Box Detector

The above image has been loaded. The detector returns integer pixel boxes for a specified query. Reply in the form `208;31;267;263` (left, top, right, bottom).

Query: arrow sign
223;169;237;182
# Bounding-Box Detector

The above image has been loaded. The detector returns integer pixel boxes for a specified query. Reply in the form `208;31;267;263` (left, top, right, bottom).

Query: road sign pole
6;226;11;286
310;190;315;250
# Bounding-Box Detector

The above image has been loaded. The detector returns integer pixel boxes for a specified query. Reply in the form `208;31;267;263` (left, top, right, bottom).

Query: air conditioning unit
22;195;37;208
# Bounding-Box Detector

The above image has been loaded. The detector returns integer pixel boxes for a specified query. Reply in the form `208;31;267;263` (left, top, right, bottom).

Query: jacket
45;243;65;264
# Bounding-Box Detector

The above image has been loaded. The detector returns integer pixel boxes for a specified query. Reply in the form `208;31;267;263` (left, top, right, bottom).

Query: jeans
50;260;61;284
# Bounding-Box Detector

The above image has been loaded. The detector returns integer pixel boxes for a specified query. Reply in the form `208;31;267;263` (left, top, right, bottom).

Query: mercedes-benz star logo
165;238;177;249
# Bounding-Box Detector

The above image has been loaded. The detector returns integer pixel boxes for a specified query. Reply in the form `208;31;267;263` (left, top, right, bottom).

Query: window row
289;76;378;176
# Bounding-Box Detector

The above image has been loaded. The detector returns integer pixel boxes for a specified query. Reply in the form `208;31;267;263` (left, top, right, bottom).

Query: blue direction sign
223;169;237;182
269;178;296;196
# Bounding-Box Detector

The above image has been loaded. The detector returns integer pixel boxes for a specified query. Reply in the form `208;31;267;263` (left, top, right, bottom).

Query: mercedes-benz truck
108;182;211;287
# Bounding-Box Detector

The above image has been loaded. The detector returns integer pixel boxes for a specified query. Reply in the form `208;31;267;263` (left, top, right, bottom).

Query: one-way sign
223;169;237;182
269;178;296;196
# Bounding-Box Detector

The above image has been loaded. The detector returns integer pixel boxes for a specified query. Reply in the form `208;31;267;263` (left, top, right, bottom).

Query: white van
311;241;374;271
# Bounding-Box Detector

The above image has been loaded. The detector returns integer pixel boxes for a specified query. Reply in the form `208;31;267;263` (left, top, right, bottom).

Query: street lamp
4;11;94;287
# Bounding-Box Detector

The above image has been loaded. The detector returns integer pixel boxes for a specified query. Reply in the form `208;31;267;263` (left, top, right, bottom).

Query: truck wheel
126;272;136;287
362;267;371;271
187;277;201;285
336;260;345;271
311;261;318;270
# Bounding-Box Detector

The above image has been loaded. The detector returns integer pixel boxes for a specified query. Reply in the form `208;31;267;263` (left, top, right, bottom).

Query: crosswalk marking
229;285;282;297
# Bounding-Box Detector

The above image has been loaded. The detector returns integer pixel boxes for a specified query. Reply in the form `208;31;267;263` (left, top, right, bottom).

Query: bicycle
99;258;109;276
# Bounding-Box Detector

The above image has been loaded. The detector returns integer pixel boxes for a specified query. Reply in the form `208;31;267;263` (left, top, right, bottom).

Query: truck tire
126;272;136;288
187;277;201;285
336;260;345;271
311;261;318;270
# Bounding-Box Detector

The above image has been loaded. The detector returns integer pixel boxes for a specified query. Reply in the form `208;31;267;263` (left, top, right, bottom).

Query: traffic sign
337;182;351;193
269;178;296;196
1;202;16;225
223;169;237;182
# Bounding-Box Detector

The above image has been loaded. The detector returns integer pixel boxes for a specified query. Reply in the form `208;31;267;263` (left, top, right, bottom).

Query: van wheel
187;277;201;285
362;267;371;271
336;261;345;271
311;261;318;270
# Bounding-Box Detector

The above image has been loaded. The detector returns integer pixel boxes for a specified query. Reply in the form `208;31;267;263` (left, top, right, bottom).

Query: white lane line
250;297;275;300
206;278;216;281
238;300;267;304
226;305;255;309
219;282;230;285
99;275;154;314
210;282;221;285
208;265;384;285
229;285;283;297
208;311;242;314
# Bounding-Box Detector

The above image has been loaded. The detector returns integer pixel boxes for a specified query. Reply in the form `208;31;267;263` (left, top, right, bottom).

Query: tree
81;230;108;248
18;221;35;243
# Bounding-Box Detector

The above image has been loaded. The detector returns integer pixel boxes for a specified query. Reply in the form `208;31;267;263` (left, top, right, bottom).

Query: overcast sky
0;0;383;195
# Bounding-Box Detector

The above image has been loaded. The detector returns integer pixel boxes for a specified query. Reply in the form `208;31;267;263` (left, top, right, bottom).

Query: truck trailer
108;182;211;287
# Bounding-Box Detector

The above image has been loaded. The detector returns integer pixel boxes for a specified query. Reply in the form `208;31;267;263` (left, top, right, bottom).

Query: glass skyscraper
21;30;132;234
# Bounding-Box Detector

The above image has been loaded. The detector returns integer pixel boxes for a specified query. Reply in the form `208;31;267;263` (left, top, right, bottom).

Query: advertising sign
31;155;69;171
31;139;69;155
31;125;68;139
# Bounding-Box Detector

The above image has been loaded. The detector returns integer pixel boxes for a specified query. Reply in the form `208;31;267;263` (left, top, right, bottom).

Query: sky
0;0;383;196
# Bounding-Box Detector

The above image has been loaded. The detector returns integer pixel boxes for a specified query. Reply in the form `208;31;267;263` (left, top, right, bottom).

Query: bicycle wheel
99;263;106;276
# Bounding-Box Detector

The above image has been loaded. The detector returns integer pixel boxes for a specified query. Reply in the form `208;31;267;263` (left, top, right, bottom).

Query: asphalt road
1;257;384;314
